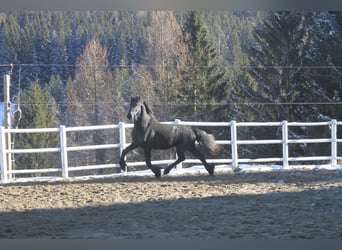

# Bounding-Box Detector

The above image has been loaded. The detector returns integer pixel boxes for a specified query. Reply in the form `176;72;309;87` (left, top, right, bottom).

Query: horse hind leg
163;149;185;175
189;147;215;176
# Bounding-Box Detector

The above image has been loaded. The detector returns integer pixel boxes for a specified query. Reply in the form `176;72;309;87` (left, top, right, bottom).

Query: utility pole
3;73;12;179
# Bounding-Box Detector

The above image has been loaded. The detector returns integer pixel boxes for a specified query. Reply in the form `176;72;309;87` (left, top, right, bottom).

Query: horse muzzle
127;106;141;121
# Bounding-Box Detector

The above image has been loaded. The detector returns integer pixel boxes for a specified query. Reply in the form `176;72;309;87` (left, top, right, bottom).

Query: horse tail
193;128;221;156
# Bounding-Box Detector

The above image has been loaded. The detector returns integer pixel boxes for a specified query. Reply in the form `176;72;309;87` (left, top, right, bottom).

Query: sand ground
0;170;342;239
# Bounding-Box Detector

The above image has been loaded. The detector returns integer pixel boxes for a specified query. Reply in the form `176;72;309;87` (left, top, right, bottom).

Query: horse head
127;96;154;122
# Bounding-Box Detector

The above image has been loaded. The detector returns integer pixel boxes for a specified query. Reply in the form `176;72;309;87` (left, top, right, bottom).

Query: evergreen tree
248;11;328;122
307;11;342;120
14;81;59;173
181;11;230;120
47;75;67;123
18;82;59;128
244;11;341;159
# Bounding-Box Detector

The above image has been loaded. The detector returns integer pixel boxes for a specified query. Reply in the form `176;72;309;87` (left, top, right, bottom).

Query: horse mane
143;100;157;120
143;101;153;115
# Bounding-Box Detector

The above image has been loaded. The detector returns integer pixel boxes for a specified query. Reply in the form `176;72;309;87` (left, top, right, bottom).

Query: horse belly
151;127;178;149
153;135;176;149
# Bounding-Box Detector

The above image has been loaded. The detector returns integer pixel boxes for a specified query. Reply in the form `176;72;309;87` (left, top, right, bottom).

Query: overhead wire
0;63;340;107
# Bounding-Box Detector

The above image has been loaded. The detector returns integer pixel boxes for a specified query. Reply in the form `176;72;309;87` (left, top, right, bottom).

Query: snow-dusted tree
306;11;342;120
244;11;341;159
181;11;230;120
248;11;330;122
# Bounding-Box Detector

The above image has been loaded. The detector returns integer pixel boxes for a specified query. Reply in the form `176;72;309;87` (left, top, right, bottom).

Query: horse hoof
207;164;215;176
153;169;161;178
163;169;170;175
120;165;127;171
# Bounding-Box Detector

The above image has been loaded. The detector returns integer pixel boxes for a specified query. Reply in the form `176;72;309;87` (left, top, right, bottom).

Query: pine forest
0;11;341;172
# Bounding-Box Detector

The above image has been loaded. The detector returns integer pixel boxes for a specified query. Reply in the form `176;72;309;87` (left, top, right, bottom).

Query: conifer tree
15;82;59;173
307;11;342;120
48;75;67;123
181;11;230;120
245;11;339;159
247;12;328;122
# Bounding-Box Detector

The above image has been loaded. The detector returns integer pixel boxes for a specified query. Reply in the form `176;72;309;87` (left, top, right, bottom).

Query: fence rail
1;120;342;183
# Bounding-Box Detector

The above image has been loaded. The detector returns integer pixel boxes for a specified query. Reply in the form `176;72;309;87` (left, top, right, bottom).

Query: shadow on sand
1;170;341;239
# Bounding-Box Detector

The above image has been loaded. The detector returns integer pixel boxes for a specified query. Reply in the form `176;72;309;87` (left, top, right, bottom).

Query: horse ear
143;101;153;114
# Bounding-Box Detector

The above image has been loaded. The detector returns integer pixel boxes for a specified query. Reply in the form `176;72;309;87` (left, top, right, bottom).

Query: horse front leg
144;149;161;178
119;143;139;172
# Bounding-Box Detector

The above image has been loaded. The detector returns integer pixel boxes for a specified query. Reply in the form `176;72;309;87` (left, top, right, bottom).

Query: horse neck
136;113;157;129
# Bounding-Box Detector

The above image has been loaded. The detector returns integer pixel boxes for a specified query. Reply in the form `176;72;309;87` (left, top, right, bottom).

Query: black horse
119;96;220;177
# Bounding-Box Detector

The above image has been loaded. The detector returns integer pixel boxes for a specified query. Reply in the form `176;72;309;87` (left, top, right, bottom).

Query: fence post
331;119;337;167
119;122;127;174
59;125;69;179
174;119;182;172
230;120;238;169
0;126;8;183
282;120;289;169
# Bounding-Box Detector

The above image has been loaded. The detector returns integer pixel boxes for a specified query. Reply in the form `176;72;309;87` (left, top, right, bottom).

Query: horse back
146;122;196;149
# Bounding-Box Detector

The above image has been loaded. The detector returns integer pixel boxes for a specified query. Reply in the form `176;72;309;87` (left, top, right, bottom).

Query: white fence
1;120;342;183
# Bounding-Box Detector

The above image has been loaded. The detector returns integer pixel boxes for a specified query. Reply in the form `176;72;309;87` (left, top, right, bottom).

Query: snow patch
6;164;342;184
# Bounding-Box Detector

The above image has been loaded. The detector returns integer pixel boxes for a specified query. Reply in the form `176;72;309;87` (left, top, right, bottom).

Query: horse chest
132;127;145;145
